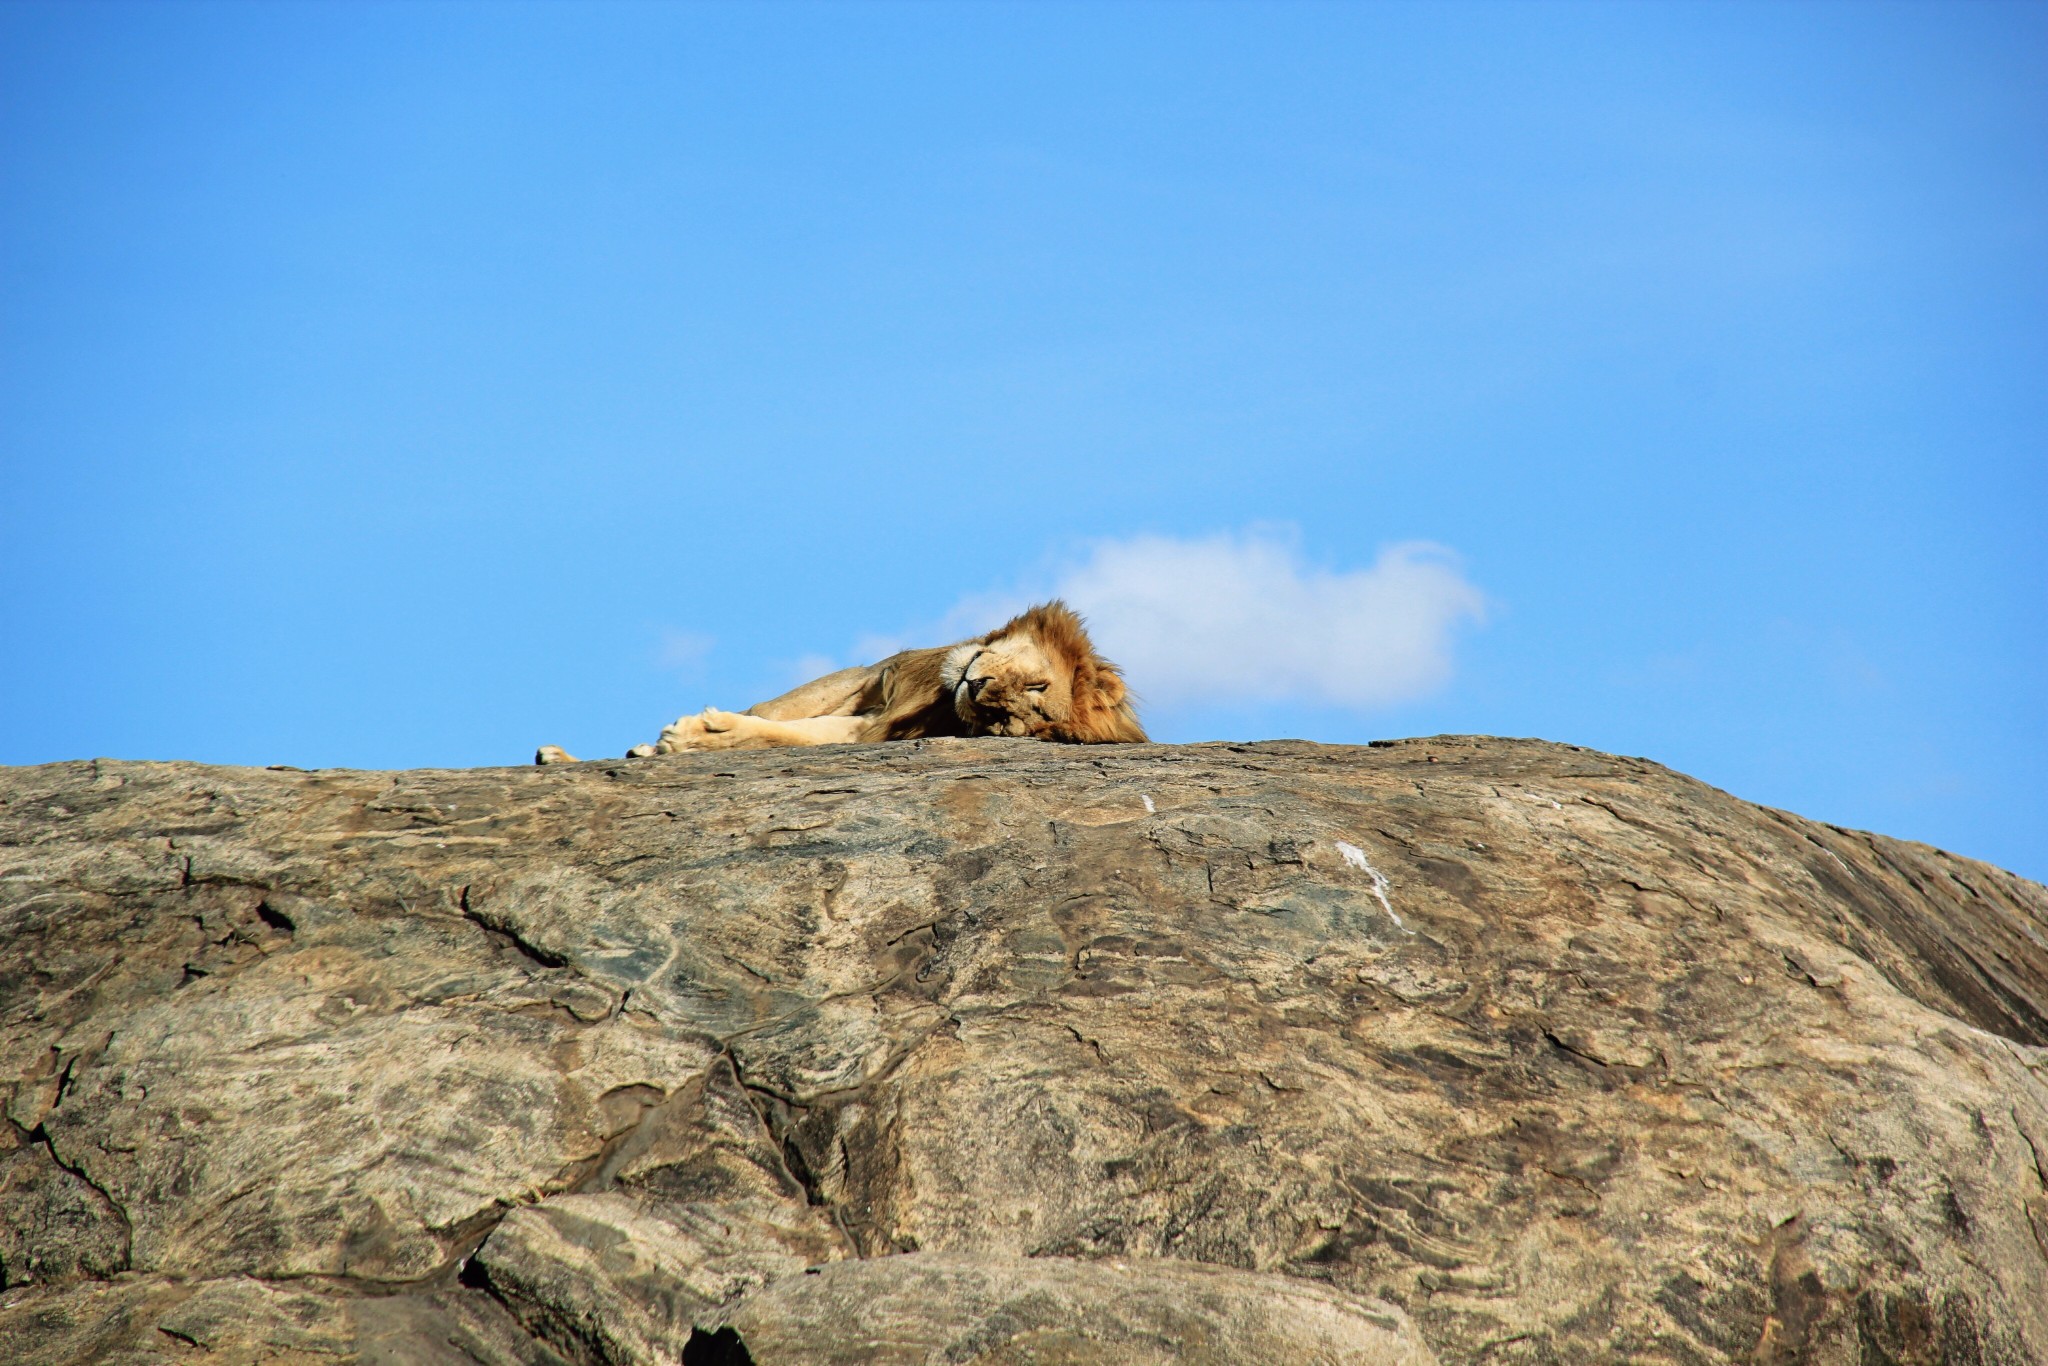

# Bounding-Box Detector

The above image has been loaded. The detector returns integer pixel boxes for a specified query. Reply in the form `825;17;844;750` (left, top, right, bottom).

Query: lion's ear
1063;657;1147;743
1082;659;1127;708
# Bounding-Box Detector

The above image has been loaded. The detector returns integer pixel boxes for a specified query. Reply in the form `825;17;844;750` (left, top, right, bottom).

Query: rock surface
2;736;2045;1365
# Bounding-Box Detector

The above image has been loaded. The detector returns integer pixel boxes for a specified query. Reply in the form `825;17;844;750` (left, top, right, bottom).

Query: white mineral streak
1335;840;1404;928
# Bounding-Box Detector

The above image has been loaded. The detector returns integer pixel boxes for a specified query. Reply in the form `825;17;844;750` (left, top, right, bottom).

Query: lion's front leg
655;709;869;751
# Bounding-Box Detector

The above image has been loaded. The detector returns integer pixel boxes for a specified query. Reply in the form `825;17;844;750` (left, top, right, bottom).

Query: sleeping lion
535;600;1146;763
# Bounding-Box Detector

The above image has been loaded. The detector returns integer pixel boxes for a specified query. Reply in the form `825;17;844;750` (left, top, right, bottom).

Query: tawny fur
536;601;1145;762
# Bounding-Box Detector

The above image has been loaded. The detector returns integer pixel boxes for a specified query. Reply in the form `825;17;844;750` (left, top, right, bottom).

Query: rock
0;736;2043;1364
709;1253;1432;1364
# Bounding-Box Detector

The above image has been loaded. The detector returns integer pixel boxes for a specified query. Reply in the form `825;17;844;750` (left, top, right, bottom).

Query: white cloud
1051;530;1487;709
815;528;1489;712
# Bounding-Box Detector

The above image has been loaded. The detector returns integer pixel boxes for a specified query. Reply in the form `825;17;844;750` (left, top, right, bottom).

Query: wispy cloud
655;629;714;677
851;528;1488;710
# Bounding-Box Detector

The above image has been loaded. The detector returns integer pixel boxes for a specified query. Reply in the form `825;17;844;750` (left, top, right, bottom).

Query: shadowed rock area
2;736;2045;1365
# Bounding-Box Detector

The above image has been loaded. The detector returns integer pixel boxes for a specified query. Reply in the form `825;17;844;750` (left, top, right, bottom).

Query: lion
535;600;1146;763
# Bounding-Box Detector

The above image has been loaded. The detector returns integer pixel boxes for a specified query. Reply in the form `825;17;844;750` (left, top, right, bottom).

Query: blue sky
2;1;2042;879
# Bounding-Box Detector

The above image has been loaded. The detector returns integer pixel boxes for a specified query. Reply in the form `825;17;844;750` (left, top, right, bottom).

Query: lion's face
938;603;1148;744
942;635;1070;738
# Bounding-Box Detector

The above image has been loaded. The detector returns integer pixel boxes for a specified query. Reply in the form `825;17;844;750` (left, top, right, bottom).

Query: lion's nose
966;676;990;697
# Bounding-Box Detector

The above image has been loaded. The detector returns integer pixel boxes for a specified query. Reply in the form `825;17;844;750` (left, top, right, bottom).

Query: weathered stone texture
1;736;2044;1364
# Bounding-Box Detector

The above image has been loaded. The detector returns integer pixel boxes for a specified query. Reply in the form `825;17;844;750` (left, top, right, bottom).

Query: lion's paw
654;714;709;753
655;709;757;753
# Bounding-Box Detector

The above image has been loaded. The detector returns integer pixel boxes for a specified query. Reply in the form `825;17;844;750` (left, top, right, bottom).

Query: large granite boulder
1;736;2043;1364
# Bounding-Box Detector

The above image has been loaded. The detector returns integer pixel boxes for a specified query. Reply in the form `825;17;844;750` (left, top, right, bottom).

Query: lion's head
938;601;1147;744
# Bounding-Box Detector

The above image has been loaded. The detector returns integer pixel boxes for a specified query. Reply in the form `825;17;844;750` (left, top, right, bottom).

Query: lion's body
535;601;1144;763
